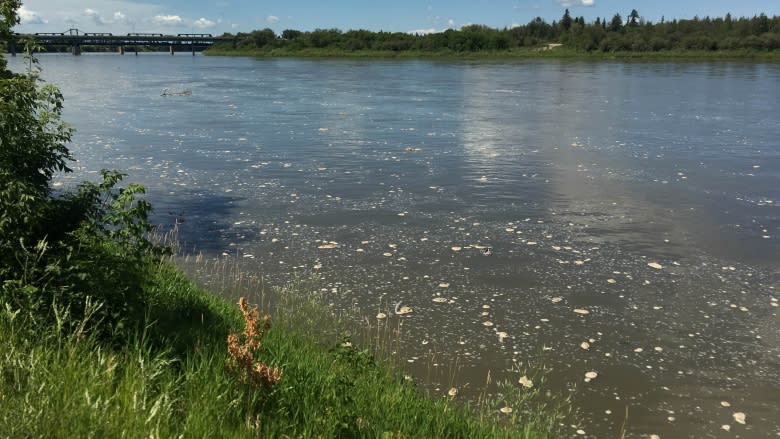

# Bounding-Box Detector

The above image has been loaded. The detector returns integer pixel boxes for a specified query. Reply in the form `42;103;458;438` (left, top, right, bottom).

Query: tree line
217;10;780;53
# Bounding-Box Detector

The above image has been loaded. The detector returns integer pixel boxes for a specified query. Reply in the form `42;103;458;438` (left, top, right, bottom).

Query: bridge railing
8;30;235;55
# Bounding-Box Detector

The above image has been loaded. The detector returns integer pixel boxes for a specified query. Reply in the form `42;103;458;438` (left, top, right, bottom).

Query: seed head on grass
226;297;282;387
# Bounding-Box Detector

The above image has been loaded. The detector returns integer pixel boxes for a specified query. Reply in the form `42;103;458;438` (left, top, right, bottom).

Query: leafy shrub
0;7;165;338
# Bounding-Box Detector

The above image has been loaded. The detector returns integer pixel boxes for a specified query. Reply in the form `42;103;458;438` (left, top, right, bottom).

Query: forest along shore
206;10;780;59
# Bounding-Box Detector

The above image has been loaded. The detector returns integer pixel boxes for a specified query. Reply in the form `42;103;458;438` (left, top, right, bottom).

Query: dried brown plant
226;297;282;387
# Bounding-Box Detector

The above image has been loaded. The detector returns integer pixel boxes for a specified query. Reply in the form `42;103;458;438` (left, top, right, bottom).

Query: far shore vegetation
1;0;572;437
207;10;780;60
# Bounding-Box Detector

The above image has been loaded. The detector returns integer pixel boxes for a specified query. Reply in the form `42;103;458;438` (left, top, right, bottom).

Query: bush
760;32;780;49
740;35;764;50
1;11;165;338
681;34;717;50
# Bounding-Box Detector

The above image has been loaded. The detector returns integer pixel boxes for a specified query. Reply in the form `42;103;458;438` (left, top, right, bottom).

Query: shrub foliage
0;0;163;335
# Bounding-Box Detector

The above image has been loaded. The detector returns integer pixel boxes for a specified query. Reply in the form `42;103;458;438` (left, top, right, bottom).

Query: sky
14;0;780;36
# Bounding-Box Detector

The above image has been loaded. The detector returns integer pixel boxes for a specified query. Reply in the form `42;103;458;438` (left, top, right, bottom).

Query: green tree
561;9;572;32
307;28;343;48
281;29;302;40
755;13;770;34
609;13;623;32
628;9;640;27
251;28;276;48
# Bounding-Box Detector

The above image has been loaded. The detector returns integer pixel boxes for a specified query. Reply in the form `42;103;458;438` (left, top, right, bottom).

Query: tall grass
177;253;576;436
0;251;568;438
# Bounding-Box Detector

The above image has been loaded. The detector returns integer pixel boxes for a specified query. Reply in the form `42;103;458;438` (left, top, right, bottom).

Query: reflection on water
11;54;779;438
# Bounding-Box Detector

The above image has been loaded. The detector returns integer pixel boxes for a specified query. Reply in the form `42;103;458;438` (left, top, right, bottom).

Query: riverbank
204;46;780;61
0;251;566;438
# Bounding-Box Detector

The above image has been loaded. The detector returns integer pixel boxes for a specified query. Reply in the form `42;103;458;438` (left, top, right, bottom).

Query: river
10;53;779;438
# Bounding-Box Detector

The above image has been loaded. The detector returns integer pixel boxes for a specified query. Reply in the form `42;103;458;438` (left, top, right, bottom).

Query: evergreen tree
629;9;640;27
561;9;572;32
610;13;624;32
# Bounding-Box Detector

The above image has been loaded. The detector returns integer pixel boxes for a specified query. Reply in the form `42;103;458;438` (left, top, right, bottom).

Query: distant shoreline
204;47;780;61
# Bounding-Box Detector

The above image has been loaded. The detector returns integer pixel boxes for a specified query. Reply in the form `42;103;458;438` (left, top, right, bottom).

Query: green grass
205;46;780;61
0;255;565;438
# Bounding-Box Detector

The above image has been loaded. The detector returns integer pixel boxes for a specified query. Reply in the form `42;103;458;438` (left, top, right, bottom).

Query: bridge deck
14;33;232;47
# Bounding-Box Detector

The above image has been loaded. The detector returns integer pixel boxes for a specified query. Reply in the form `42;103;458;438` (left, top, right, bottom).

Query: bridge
7;29;235;56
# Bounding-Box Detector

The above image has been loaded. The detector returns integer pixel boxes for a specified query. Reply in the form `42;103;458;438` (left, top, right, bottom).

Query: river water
10;53;779;438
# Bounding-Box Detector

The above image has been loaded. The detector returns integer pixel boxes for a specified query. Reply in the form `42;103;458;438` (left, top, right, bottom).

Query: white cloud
555;0;595;7
113;11;131;25
266;15;279;24
447;18;455;27
152;14;183;26
18;5;47;24
193;17;216;29
14;1;174;32
83;8;107;25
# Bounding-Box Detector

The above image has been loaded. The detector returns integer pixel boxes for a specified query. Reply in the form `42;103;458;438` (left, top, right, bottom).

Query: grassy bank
205;46;780;61
0;253;565;438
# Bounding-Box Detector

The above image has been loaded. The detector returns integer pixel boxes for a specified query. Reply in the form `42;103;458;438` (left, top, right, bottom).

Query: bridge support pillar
72;44;81;56
192;43;195;56
169;45;174;55
9;40;15;56
119;45;124;55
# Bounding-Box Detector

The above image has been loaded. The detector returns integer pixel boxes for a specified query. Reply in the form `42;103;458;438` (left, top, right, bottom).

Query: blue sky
15;0;780;35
